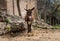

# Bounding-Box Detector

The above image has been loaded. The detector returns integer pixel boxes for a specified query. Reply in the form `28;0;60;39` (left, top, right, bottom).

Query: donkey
25;7;35;33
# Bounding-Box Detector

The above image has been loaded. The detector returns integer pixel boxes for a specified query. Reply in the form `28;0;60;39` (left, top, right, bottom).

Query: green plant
53;25;60;29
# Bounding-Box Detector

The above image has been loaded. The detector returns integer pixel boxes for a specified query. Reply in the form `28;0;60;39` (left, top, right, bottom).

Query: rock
0;22;6;35
32;19;54;29
5;15;27;33
0;13;27;34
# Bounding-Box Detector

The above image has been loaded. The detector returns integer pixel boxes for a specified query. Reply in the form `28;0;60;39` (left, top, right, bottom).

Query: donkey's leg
27;23;32;33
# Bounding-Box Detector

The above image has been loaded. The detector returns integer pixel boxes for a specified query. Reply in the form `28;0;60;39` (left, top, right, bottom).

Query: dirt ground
0;29;60;41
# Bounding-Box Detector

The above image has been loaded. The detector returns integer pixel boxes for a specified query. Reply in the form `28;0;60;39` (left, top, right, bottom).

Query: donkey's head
25;7;35;15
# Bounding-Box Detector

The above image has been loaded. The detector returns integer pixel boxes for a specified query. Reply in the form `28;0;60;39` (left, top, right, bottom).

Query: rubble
32;19;53;29
0;22;6;35
0;13;27;35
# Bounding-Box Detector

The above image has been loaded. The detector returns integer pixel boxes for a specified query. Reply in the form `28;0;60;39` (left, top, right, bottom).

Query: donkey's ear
31;7;35;11
24;8;28;11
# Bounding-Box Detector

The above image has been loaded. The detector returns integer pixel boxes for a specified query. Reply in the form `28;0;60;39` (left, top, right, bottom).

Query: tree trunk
13;0;15;15
16;0;21;16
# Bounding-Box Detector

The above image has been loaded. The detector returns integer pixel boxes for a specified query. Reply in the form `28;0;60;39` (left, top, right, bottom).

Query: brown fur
25;7;35;33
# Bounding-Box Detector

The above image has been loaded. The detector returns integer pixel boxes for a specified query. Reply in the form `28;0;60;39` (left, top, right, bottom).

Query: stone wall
6;0;13;15
6;0;37;19
0;0;7;9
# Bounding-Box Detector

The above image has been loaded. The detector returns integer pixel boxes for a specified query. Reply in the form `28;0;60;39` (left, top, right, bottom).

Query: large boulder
0;13;27;35
5;15;27;33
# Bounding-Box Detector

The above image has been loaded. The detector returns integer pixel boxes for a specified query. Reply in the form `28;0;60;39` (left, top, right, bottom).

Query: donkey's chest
27;16;32;21
28;16;32;19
